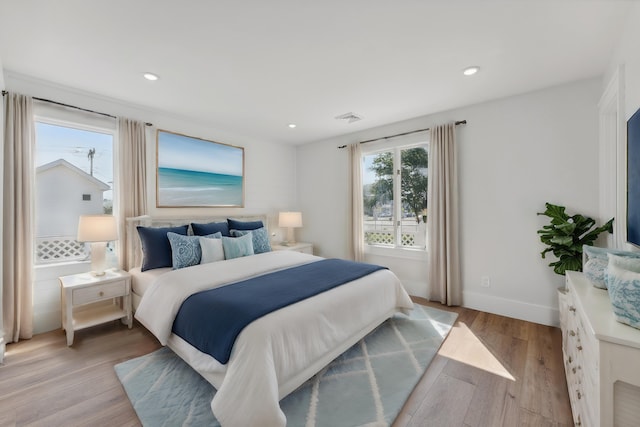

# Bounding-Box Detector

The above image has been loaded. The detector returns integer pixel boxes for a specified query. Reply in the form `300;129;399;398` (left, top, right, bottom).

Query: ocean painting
156;130;244;207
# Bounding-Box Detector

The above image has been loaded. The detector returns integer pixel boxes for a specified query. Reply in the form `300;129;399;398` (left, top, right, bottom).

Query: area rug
114;304;457;427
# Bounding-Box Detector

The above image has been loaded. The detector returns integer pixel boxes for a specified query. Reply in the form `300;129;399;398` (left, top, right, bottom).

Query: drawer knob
577;390;582;399
572;367;576;374
577;345;583;351
569;306;577;312
568;356;573;363
99;291;104;297
569;330;576;336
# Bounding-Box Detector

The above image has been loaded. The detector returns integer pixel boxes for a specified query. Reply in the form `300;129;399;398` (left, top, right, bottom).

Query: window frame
33;107;117;267
361;135;429;259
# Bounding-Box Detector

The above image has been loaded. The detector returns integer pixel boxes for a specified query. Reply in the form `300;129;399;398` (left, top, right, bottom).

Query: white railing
364;218;426;248
35;236;88;265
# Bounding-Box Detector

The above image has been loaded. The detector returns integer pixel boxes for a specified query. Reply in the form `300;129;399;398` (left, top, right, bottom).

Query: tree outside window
363;144;428;249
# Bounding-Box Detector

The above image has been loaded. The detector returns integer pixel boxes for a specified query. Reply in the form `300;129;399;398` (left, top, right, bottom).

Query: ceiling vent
335;112;364;124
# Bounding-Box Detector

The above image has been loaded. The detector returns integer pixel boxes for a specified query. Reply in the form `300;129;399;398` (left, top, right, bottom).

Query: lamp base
282;227;297;246
90;242;107;276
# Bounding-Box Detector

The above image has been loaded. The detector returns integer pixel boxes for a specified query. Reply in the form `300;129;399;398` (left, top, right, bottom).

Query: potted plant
537;202;614;275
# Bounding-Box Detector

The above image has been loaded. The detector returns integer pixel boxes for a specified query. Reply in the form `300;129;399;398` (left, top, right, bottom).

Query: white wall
297;78;602;326
4;72;299;334
606;3;640;123
0;56;5;358
36;166;106;237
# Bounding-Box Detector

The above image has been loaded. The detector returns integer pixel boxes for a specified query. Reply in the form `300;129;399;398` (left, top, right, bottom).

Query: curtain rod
337;119;466;149
2;90;153;126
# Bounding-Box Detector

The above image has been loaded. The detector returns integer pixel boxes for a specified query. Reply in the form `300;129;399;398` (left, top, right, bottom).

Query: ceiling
0;1;632;145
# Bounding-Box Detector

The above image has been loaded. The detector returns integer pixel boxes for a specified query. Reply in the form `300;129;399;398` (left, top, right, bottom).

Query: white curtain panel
427;123;461;305
116;118;148;270
350;143;365;262
3;92;35;343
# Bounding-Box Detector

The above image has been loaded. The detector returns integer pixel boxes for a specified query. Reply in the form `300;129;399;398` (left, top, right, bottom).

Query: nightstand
59;269;132;346
272;242;313;254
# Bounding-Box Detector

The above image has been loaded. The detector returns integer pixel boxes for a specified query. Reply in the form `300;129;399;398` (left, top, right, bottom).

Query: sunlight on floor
438;322;516;381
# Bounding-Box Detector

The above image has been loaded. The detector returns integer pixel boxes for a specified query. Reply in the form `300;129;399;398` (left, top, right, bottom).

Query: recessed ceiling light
143;72;159;81
463;66;480;76
288;123;297;128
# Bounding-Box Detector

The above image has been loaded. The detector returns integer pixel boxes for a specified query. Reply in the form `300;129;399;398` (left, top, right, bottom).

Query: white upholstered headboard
125;214;269;271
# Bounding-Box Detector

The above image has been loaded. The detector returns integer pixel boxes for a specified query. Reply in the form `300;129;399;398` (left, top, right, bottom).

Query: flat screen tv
627;107;640;246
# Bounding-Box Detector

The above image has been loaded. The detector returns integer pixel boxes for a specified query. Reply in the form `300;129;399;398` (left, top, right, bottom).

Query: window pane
363;151;395;246
35;122;114;264
400;146;428;248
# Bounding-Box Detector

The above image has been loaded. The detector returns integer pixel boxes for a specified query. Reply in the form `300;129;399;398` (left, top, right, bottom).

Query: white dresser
560;271;640;426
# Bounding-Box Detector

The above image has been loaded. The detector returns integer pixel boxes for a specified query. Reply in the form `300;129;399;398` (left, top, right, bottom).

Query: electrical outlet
481;276;491;288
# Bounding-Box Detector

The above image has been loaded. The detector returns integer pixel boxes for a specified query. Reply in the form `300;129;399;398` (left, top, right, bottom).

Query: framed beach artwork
156;130;244;207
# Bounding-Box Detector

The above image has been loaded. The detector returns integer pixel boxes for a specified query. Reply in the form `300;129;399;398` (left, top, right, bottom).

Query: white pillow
200;237;224;264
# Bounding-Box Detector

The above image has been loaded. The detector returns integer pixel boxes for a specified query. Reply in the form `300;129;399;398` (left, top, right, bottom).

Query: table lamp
279;211;302;245
77;214;118;276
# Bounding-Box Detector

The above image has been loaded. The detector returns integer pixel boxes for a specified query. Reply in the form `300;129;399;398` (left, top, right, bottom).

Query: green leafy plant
537;202;614;275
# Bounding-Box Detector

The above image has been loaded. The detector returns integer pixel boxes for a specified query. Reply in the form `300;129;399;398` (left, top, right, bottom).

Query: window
34;116;115;265
362;142;428;250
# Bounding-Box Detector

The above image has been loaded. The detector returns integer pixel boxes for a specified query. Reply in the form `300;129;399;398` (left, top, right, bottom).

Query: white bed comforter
135;251;413;427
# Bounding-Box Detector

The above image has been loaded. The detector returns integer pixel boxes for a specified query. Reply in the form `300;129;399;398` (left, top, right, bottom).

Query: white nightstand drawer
73;280;126;305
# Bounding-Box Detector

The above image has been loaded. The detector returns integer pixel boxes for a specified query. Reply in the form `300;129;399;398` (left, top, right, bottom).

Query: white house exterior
35;159;110;264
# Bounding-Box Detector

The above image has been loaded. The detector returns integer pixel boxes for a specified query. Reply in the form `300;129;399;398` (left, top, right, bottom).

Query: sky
35;122;113;199
157;131;243;176
362;155;377;185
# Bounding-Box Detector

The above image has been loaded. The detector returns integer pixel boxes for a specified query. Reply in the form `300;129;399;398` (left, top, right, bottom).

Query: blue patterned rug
115;304;457;427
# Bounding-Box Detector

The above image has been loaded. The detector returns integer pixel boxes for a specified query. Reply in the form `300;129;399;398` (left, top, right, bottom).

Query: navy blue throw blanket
172;258;387;364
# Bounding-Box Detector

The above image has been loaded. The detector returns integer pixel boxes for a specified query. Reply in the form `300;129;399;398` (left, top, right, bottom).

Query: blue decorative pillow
167;233;202;269
137;225;189;271
227;218;264;231
606;262;640;330
231;227;272;254
192;221;230;237
221;233;254;259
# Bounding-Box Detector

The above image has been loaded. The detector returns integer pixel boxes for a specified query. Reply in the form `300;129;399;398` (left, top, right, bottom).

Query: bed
126;215;414;427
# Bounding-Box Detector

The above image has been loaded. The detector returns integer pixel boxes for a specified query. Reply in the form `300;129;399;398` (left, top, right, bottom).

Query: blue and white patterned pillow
606;262;640;330
584;258;610;289
231;227;272;254
167;232;201;269
221;233;254;260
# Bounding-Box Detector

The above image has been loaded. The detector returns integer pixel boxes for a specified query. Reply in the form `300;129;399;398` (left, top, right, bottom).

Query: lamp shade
279;211;303;228
77;215;118;242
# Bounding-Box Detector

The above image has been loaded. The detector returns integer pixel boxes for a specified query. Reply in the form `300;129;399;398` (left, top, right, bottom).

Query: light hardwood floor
0;300;573;426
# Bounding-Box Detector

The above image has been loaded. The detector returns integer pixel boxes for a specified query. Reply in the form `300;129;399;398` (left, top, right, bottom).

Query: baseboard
463;290;559;327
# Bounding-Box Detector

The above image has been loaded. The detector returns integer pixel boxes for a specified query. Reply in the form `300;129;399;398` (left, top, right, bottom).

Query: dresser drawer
73;280;127;305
